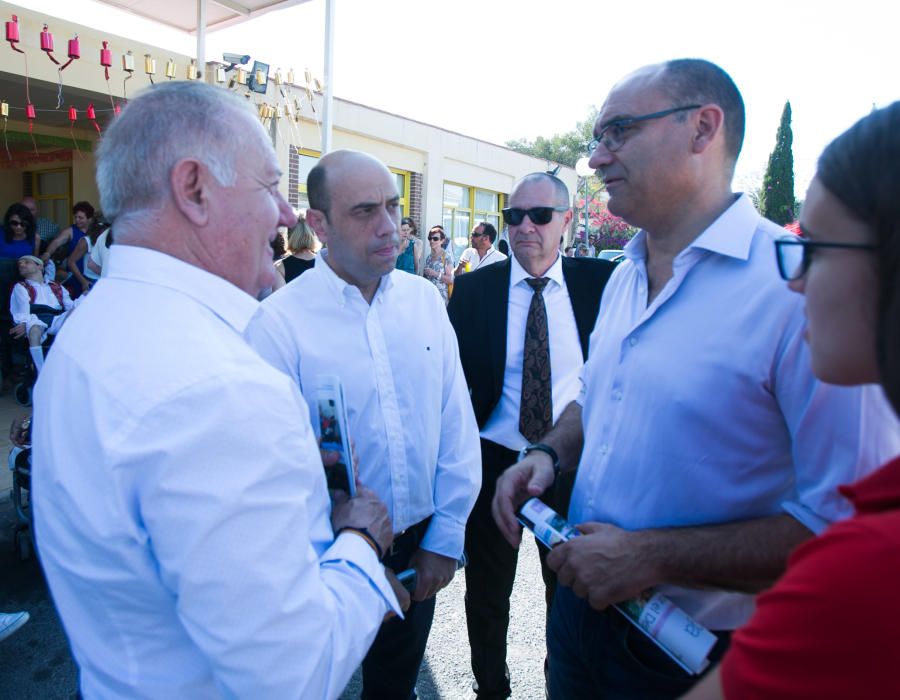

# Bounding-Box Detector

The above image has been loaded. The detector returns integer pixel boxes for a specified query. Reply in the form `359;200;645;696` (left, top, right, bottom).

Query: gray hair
96;81;256;232
514;172;570;207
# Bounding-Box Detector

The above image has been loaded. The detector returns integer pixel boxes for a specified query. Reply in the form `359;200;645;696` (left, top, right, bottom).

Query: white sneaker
0;611;30;642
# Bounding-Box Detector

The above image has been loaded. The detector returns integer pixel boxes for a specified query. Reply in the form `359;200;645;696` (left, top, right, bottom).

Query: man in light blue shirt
492;58;900;700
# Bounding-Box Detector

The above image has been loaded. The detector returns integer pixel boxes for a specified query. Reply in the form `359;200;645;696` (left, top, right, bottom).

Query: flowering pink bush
574;195;639;250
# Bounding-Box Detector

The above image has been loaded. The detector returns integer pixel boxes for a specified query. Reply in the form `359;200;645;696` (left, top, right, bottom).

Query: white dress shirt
33;245;399;700
571;194;900;630
481;253;584;451
10;278;74;341
459;246;507;271
245;252;481;560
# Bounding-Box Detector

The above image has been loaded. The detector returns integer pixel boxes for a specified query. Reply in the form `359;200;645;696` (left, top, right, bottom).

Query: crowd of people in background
3;56;900;700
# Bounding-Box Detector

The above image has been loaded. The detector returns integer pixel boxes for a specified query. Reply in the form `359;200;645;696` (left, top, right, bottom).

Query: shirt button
629;337;638;347
600;443;608;455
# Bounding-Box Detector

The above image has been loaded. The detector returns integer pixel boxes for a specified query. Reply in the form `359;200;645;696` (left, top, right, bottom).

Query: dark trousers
361;519;435;700
548;585;732;700
464;439;575;699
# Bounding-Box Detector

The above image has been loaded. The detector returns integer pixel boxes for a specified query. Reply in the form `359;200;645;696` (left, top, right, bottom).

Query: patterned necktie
519;277;552;443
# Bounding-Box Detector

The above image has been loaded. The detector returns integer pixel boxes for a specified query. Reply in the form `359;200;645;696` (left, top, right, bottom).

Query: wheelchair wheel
13;383;32;407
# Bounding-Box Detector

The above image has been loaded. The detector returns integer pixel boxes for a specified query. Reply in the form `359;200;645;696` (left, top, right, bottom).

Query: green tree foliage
505;109;599;167
759;101;796;225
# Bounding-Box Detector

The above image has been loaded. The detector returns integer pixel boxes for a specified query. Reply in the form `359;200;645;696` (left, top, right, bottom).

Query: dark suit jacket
447;256;616;429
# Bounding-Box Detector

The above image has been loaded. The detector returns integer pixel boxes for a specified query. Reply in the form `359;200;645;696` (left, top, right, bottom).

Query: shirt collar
623;193;758;265
315;248;393;304
104;245;259;333
510;251;564;288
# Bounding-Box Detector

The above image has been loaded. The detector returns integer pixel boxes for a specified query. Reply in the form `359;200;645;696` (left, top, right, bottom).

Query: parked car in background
598;249;626;263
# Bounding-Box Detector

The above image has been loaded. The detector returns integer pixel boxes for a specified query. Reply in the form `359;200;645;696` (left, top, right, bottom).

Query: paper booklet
314;374;356;497
516;497;717;675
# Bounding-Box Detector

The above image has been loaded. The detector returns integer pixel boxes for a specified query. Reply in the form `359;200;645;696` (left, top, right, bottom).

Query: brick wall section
288;146;300;209
409;171;423;234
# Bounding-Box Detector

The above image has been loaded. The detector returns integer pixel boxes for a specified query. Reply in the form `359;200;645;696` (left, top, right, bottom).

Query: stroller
8;418;32;561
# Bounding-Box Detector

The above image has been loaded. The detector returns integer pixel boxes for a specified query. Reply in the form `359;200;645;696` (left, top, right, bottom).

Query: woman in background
396;217;422;275
423;225;454;305
278;214;320;284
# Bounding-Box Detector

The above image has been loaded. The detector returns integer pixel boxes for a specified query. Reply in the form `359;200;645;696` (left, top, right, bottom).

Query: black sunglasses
9;219;25;226
774;235;877;281
428;235;442;241
502;206;568;226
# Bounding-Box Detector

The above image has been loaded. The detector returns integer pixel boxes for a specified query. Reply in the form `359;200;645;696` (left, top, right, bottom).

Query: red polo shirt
721;456;900;699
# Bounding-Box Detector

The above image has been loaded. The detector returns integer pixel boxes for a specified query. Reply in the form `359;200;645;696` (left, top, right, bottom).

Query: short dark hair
73;201;95;220
307;162;330;215
659;59;745;168
478;221;497;243
401;217;418;237
817;101;900;415
515;172;570;207
3;203;36;243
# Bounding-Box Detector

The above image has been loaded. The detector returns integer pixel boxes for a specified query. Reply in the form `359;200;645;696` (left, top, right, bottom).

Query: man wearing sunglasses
491;59;898;700
455;222;507;277
448;172;616;699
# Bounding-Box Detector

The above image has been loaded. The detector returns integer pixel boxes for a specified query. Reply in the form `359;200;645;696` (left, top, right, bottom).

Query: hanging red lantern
68;35;80;60
86;103;96;120
40;24;53;52
5;14;20;47
25;103;35;120
68;106;77;122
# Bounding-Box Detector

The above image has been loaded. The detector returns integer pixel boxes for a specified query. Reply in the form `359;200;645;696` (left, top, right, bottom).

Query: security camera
223;53;250;68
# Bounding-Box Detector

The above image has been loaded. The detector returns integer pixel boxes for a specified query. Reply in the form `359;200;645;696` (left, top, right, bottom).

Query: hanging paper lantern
287;68;295;85
5;14;20;46
215;66;226;83
122;51;134;72
87;103;101;133
40;24;54;52
187;59;198;80
0;101;7;118
68;35;80;60
165;59;176;79
25;103;35;120
68;106;77;121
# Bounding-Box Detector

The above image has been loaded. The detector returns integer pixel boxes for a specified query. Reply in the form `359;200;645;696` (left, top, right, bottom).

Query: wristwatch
518;443;561;481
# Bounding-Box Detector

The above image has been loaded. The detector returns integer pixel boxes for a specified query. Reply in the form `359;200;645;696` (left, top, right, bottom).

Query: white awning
93;0;314;34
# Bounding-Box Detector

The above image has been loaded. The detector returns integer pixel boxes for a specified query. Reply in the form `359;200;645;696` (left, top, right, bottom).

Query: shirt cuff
327;532;403;617
419;511;465;560
780;500;832;535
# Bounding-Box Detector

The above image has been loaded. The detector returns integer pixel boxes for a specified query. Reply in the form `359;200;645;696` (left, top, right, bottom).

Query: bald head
615;59;745;167
22;196;37;216
307;150;393;219
512;172;570;207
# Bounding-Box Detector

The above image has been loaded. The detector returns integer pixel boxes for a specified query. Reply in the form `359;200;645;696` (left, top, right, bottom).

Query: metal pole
196;0;207;80
322;0;336;153
583;176;589;245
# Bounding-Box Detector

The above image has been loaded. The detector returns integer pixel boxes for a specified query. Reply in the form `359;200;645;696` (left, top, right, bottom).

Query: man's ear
691;104;725;154
170;158;211;227
306;208;330;244
562;208;574;228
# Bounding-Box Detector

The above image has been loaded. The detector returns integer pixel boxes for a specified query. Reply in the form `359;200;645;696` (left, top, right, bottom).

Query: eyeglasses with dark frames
9;219;25;227
774;235;877;281
502;206;569;226
428;235;442;241
587;105;702;154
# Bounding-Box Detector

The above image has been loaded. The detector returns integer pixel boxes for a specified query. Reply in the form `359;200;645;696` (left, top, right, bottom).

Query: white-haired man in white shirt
33;81;406;699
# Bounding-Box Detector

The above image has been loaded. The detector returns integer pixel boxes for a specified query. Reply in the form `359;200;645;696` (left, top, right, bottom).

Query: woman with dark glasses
1;203;40;259
685;102;900;699
423;225;454;304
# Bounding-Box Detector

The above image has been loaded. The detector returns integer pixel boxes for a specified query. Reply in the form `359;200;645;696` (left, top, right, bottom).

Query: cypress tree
760;101;796;225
